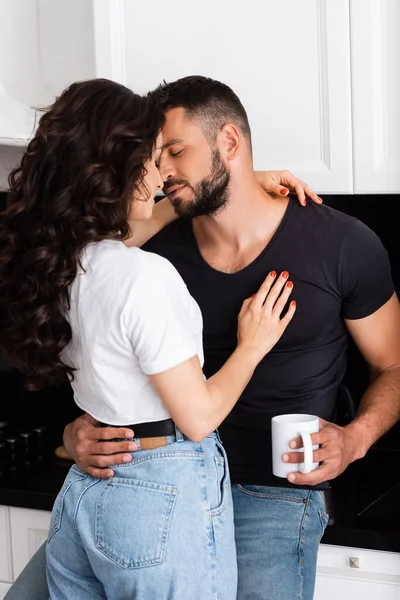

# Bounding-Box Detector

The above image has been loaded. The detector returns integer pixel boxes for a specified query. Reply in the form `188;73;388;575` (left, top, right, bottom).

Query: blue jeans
4;475;328;600
232;484;329;600
45;431;237;600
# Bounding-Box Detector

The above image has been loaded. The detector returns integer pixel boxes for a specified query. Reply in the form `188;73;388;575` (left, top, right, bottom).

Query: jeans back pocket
95;478;178;569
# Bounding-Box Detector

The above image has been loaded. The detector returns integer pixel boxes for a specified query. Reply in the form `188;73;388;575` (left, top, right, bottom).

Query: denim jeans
4;468;328;600
232;484;329;600
45;431;237;600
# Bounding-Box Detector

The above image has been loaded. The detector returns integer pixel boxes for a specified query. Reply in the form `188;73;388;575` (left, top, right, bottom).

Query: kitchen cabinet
1;0;399;194
350;0;400;193
93;0;353;194
0;583;11;600
315;543;400;599
9;507;51;580
0;0;96;146
0;506;13;584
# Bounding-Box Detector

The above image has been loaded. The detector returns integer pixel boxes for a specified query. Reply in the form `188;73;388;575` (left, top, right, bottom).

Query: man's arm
284;293;400;485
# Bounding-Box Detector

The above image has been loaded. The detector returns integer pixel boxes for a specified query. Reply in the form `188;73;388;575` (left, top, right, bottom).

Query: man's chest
177;258;345;352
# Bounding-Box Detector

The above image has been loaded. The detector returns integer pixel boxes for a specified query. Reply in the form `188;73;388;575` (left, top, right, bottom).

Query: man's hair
151;75;252;151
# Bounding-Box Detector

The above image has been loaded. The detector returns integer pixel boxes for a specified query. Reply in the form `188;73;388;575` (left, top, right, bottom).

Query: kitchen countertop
0;445;399;553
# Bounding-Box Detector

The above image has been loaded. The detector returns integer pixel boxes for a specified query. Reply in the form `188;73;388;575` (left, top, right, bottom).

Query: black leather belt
100;418;176;438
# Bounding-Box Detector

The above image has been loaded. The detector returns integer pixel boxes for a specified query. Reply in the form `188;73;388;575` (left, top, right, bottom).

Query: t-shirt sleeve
122;253;200;375
341;220;394;320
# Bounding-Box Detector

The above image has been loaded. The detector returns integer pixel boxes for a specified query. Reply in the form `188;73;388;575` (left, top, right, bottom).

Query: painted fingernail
288;474;296;483
280;188;289;196
282;454;289;462
251;293;256;298
282;271;289;279
286;281;293;288
289;440;296;449
291;301;297;308
270;270;277;278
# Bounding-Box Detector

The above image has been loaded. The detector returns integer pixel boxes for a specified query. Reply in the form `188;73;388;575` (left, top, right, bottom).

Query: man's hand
281;418;364;486
63;413;137;479
255;169;323;206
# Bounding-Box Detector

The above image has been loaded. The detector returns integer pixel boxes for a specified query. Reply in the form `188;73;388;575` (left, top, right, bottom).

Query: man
6;76;400;600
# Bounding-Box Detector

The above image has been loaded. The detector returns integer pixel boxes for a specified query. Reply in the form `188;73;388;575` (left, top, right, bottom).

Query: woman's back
66;239;204;425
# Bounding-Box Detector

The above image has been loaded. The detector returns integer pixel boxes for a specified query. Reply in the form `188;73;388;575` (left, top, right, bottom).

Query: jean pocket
209;440;230;516
95;478;178;569
47;466;88;542
236;485;309;504
313;490;329;537
318;507;329;537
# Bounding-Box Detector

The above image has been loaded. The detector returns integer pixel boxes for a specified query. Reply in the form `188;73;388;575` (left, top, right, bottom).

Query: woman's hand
255;170;323;206
63;413;136;478
238;271;296;359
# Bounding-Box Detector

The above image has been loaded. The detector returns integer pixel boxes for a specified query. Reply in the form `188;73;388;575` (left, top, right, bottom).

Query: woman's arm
128;197;178;247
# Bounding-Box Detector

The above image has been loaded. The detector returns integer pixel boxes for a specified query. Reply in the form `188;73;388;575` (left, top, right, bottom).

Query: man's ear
217;123;241;160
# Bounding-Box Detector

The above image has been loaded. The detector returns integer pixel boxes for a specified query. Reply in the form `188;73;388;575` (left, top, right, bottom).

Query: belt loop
174;423;184;442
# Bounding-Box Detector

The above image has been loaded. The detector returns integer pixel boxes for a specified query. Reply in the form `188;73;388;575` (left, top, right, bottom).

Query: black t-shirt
143;199;394;488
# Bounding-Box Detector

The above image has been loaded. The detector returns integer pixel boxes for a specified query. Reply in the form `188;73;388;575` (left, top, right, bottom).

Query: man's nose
158;156;175;183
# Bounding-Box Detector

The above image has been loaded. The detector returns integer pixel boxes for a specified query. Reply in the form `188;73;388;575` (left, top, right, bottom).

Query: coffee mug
271;414;319;478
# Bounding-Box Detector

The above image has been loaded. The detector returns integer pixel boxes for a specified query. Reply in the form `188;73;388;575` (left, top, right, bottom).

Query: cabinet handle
349;557;360;569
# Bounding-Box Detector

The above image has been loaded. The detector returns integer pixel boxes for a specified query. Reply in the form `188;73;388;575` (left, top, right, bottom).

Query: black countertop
0;444;399;553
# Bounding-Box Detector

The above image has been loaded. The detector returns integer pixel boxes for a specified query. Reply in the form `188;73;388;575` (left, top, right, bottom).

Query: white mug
271;414;319;478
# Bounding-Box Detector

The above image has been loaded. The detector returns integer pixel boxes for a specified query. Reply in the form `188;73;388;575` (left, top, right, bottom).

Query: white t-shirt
63;239;204;425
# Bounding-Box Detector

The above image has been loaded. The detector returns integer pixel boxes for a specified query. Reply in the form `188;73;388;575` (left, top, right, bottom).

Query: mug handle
299;431;313;474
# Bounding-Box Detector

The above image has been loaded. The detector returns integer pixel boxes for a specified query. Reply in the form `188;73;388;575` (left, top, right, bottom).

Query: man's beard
168;149;231;218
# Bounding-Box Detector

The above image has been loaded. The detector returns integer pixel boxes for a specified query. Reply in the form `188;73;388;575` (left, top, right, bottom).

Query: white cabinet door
315;543;400;600
0;506;13;584
351;0;400;193
0;0;96;145
93;0;353;193
9;507;51;580
0;582;12;600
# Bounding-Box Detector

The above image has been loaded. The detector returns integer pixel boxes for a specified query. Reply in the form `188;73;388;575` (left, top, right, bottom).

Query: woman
0;78;296;599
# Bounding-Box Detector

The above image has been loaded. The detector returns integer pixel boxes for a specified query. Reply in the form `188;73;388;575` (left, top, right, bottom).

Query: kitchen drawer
317;543;400;579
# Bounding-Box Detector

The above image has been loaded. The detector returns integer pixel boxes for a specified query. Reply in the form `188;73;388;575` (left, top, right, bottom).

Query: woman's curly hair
0;78;164;390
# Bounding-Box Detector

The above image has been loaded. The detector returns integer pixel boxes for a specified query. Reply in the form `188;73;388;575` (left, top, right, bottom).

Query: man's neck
193;170;289;251
192;169;290;274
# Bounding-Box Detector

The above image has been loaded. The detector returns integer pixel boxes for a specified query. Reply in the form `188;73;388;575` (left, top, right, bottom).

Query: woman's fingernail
288;474;296;483
289;440;297;449
291;301;297;308
282;454;289;462
282;271;289;279
280;188;289;196
286;281;293;288
270;270;277;278
125;430;134;438
251;293;256;298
